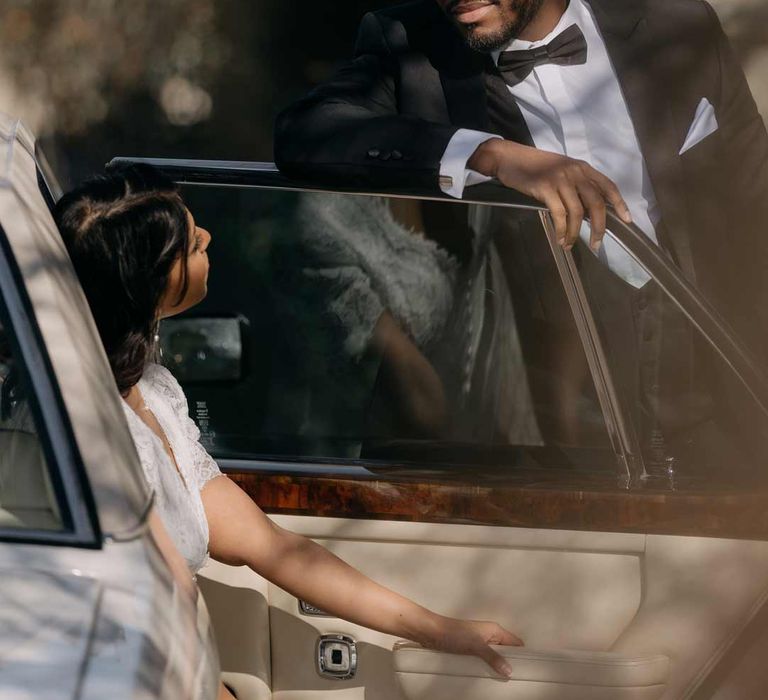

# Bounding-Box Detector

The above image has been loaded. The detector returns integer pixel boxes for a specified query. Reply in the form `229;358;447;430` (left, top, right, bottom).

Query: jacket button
367;149;381;159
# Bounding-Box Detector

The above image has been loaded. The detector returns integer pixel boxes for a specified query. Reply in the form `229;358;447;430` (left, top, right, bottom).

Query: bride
54;164;522;699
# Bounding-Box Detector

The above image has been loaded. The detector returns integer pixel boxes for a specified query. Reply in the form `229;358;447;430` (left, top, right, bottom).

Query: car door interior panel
199;517;768;700
197;560;272;700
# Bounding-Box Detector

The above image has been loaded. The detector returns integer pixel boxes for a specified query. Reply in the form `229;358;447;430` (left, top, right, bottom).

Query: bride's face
159;208;211;318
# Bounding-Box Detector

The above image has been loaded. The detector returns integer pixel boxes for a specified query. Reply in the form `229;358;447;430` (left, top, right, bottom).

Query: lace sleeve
181;407;223;491
146;364;222;491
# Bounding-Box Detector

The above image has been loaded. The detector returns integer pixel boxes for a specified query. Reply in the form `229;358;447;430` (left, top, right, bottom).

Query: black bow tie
496;24;588;87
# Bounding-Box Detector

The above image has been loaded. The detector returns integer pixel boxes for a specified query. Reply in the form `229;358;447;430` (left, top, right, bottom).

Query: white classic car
4;103;768;700
0;115;219;699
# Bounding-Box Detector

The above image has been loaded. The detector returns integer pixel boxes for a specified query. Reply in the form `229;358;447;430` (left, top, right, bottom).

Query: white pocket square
679;97;719;155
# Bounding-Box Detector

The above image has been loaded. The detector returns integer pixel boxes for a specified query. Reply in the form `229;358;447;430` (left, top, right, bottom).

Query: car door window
0;311;64;532
573;225;768;484
161;184;617;473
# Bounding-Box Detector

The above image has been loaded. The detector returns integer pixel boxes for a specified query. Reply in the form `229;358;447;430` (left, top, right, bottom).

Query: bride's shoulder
142;363;186;405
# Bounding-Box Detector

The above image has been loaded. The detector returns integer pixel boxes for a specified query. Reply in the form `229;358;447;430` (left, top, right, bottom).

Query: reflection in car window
578;228;768;483
160;186;615;473
0;317;63;532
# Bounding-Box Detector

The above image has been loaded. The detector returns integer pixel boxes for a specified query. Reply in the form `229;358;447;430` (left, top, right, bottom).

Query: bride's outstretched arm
201;474;521;678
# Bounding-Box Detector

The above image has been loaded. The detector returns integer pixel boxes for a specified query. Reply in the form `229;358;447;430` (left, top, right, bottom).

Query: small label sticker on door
196;400;215;448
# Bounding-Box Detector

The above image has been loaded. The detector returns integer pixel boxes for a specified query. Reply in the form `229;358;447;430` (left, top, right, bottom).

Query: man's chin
461;24;514;53
446;6;517;52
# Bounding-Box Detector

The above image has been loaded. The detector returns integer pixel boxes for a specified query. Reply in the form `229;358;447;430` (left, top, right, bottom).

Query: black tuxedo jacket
274;0;768;351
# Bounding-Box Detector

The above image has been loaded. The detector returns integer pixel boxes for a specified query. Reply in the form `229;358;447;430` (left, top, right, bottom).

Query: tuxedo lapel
588;0;695;280
483;67;535;147
427;19;489;130
439;52;535;147
587;0;644;39
439;64;489;131
428;15;534;145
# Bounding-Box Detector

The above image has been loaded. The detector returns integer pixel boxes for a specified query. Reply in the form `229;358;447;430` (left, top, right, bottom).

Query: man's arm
275;11;631;247
705;2;768;351
707;3;768;224
274;12;457;189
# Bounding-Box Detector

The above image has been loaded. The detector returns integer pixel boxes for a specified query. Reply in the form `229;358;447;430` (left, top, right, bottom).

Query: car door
113;157;768;700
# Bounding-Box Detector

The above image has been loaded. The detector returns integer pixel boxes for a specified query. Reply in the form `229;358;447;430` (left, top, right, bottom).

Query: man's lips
450;0;497;24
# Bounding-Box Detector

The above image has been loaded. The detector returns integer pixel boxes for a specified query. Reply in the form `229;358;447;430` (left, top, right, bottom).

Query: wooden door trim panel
227;471;768;540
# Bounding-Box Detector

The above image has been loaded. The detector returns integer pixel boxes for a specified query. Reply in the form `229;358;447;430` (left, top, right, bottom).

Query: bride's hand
422;616;524;679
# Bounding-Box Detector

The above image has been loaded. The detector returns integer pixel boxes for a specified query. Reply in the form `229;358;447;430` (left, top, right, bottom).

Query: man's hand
468;138;633;250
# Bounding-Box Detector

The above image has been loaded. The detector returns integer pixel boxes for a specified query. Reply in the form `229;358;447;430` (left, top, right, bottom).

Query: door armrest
393;642;669;700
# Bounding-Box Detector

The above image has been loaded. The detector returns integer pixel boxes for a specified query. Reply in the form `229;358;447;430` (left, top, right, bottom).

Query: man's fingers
576;180;607;251
585;166;633;224
558;184;585;249
517;155;631;244
541;191;568;244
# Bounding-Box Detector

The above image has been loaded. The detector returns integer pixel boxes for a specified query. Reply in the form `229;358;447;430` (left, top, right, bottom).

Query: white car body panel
0;114;220;698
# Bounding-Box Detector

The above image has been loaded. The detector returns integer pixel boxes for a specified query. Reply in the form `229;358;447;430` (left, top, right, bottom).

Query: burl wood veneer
226;470;768;540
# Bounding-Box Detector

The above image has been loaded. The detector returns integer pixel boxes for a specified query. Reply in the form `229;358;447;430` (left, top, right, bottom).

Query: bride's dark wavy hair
54;163;190;395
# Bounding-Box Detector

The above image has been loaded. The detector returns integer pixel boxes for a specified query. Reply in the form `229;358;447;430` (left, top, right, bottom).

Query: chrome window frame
0;224;101;547
112;157;768;489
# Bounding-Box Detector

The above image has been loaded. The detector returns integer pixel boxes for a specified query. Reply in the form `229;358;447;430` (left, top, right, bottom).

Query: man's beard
462;0;546;52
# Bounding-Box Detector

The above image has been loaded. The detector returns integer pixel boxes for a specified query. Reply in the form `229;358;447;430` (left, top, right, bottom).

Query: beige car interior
198;515;768;700
0;426;62;531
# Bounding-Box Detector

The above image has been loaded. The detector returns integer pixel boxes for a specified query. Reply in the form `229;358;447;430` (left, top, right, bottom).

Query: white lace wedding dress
122;363;221;574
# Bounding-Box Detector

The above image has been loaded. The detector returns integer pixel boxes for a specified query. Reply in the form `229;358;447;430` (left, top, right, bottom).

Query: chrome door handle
317;634;357;680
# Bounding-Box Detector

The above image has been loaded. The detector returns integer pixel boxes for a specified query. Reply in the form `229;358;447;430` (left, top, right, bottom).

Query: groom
274;0;768;353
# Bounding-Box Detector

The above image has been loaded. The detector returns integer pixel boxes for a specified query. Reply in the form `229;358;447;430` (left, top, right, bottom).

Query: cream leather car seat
0;403;61;530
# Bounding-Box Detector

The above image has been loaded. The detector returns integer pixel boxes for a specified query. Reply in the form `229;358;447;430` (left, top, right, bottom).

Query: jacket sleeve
708;4;768;221
705;2;768;353
273;12;458;189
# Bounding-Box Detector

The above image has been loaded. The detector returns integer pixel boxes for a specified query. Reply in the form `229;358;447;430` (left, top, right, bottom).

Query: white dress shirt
440;0;660;286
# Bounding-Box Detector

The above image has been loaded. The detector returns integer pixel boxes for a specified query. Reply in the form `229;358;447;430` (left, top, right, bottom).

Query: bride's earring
153;319;163;361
